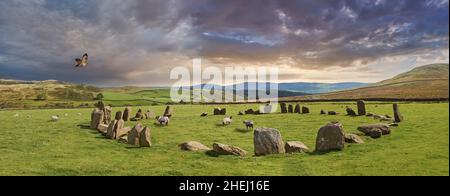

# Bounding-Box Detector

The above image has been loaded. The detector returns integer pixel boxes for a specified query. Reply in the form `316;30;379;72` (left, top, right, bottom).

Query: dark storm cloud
0;0;448;85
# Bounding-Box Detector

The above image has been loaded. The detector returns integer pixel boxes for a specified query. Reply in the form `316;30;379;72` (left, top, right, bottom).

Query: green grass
0;102;448;176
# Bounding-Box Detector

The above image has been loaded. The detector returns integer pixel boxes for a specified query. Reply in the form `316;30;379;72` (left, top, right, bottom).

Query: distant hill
282;64;449;101
0;79;100;104
189;82;369;96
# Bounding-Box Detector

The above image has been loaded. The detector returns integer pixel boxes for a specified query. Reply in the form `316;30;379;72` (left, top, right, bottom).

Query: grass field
0;102;448;176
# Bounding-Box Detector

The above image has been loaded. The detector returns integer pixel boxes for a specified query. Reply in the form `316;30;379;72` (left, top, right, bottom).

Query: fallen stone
213;143;247;157
285;141;310;153
180;141;211;152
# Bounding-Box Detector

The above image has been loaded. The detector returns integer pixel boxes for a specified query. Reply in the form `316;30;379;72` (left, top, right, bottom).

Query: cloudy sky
0;0;448;86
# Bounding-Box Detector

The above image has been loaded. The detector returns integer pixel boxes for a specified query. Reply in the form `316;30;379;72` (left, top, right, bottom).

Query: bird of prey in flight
75;53;88;67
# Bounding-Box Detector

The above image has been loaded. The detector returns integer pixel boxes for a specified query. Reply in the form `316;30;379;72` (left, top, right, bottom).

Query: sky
0;0;448;87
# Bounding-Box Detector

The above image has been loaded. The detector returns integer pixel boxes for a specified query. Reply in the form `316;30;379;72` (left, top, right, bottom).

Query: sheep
64;113;69;117
243;120;254;130
222;116;233;126
13;114;19;118
156;116;170;126
51;115;60;122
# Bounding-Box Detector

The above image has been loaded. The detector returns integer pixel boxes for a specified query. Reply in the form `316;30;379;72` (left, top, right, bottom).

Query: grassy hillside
0;102;448;176
283;64;449;101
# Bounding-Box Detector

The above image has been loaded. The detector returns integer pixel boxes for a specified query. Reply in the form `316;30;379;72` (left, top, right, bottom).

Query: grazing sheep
64;113;69;117
13;114;19;118
222;116;233;125
156;116;170;126
243;120;254;130
51;115;60;122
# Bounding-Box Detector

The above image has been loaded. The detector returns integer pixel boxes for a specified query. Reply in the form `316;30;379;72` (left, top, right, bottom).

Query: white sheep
13;114;19;118
243;120;254;130
222;116;233;125
51;115;60;122
156;116;170;126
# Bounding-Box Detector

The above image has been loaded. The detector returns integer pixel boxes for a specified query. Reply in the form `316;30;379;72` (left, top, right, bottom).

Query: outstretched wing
75;58;82;67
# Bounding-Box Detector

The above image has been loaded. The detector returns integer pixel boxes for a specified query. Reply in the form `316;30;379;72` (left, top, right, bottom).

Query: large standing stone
357;100;366;116
280;103;288;113
128;123;145;145
393;104;404;122
164;105;173;117
90;108;104;129
103;106;112;125
315;122;345;152
357;124;390;138
180;141;211;152
254;127;285;156
106;120;118;139
285;141;310;153
302;106;310;114
344;134;364;144
288;105;294;113
123;107;132;121
213;143;247;157
139;126;152;147
346;107;357;116
294;104;301;113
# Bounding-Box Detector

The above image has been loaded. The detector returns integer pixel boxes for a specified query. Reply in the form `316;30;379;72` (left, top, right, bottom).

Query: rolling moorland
282;64;449;101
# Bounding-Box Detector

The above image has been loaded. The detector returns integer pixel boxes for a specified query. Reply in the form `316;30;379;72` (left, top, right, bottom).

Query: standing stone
213;143;247;157
139;126;152;147
214;108;221;115
128;123;144;145
123;107;132;121
357;100;366;116
106;120;118;139
302;106;310;114
220;108;227;115
280;103;288;113
393;104;404;122
346;107;357;116
164;105;173;118
115;111;123;121
315;122;345;152
285;141;310;153
144;110;154;119
263;104;274;114
254;127;285;156
135;109;144;119
294;104;301;113
103;106;112;125
245;109;254;114
320;110;326;115
90;108;104;129
288;105;294;113
115;120;128;139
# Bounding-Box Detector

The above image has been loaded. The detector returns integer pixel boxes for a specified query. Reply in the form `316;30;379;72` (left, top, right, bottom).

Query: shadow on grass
153;123;169;127
76;123;91;130
308;150;342;156
235;128;252;133
205;150;219;157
